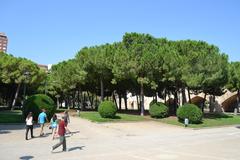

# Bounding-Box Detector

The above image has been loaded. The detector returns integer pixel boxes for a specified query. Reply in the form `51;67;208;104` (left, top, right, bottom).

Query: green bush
98;101;117;118
149;102;169;118
149;99;157;107
23;94;56;121
177;104;203;124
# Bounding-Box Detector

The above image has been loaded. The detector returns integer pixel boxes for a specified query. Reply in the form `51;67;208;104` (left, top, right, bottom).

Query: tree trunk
209;95;214;113
164;89;167;104
67;96;70;110
87;91;93;108
124;92;128;110
112;92;118;108
136;95;140;110
202;93;207;113
83;92;86;103
173;91;178;115
80;90;84;111
188;88;191;103
236;89;240;113
100;78;104;101
118;94;122;110
56;97;60;110
182;87;187;105
72;91;76;109
77;90;80;109
95;94;98;110
11;83;21;110
140;83;144;116
91;93;94;109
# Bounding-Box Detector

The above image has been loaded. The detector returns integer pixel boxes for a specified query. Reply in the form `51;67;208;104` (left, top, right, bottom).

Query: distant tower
0;32;8;53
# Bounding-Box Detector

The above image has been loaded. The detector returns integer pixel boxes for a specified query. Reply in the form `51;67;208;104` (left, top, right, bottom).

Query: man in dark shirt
52;116;69;152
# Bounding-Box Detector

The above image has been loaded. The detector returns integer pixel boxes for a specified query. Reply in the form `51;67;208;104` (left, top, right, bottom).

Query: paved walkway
1;114;240;160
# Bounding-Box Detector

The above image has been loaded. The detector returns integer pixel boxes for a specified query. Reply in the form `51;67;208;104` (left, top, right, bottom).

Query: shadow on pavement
68;146;85;152
19;155;34;160
0;124;25;130
71;131;80;134
235;126;240;129
0;124;26;134
38;132;52;138
0;130;11;134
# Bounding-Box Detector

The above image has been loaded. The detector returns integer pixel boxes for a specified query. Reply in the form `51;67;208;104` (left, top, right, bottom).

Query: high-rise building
0;32;8;53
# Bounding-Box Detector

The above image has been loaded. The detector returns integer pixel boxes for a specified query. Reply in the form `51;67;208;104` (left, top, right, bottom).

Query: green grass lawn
0;110;24;123
79;111;147;122
158;113;240;128
79;111;240;128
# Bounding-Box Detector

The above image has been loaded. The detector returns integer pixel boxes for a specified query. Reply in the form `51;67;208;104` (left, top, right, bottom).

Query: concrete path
1;115;240;160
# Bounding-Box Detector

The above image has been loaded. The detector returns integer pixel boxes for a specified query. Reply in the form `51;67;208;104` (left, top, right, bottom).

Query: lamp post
55;94;60;109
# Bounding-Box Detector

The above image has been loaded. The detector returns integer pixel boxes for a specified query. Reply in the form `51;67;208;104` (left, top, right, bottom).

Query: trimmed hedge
149;99;157;107
23;94;56;121
177;103;203;124
149;102;169;118
98;101;117;118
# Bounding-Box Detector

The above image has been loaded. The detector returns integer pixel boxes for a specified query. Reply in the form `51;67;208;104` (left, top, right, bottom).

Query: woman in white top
25;112;34;140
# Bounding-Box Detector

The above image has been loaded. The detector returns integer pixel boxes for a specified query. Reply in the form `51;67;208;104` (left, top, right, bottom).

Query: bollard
77;110;80;116
234;108;238;115
184;118;189;127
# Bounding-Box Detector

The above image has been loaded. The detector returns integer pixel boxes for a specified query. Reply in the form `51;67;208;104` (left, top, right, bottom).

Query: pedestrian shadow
0;130;11;134
0;124;25;131
51;150;63;154
0;124;25;134
71;131;80;134
64;131;80;138
68;146;85;152
19;155;34;160
38;132;52;138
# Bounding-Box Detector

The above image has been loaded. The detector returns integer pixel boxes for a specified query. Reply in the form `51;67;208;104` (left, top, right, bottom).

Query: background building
0;32;8;53
38;64;48;72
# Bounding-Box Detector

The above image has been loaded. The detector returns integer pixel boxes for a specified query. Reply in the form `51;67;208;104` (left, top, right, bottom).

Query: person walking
63;110;70;126
38;109;48;136
52;116;69;152
63;110;71;134
50;114;58;140
25;112;34;140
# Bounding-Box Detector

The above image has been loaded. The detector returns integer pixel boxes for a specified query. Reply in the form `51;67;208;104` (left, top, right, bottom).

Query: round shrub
149;99;157;107
98;101;117;118
149;102;169;118
23;94;56;121
177;104;203;124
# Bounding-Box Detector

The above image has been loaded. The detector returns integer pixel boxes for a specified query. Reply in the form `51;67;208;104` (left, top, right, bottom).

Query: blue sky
2;0;240;65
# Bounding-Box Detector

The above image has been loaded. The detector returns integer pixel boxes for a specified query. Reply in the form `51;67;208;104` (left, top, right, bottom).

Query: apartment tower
0;32;8;53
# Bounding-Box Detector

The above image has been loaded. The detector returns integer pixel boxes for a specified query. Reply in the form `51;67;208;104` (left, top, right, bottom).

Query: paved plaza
1;115;240;160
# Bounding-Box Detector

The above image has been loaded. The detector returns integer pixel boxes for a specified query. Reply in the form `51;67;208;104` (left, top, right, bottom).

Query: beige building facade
0;32;8;53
